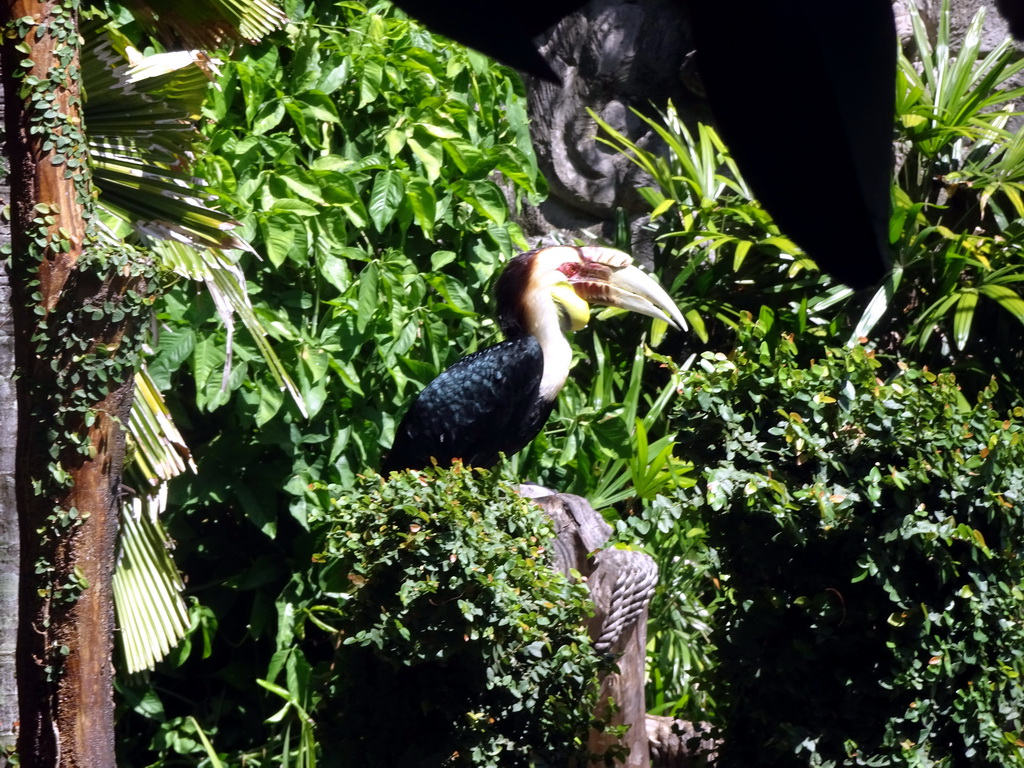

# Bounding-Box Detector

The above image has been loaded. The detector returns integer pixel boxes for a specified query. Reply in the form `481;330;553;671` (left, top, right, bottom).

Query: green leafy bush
669;316;1024;766
303;463;603;767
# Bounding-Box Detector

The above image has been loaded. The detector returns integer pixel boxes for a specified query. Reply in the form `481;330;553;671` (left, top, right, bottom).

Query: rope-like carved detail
525;488;718;764
593;549;658;654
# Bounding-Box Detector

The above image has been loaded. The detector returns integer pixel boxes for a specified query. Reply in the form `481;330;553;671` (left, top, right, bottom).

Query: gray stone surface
519;0;707;251
518;0;1024;250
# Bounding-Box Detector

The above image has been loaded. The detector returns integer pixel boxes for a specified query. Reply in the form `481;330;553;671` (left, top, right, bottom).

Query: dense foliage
596;6;1024;734
112;2;624;765
303;464;602;767
667;317;1024;766
110;0;1024;765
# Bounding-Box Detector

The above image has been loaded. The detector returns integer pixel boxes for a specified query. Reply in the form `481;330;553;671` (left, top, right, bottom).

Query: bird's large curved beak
569;247;687;331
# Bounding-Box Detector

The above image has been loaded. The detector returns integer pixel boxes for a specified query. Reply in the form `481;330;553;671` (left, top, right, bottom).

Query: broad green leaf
591;414;633;459
318;59;350;94
385;127;407;157
320;254;351;293
147;326;197;389
444;139;486;176
235;61;267;125
901;113;927;128
251;99;286;134
192;336;224;398
649;197;676;220
282;97;317;148
759;235;802;254
300;376;328;419
405;176;437;238
849;265;903;345
978;283;1024;326
332;358;364;396
424;273;475;315
272;168;325;204
262;213;302;267
359;59;383;106
268;198;319;216
732;240;753;271
301;345;331;383
430;250;457;270
356;262;380;333
459;180;507;225
296;92;340;123
415;122;460;139
685;308;708;344
368;170;405;232
407;135;443;183
254;381;285;427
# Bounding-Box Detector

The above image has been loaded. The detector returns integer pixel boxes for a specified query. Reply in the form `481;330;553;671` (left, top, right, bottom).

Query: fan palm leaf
79;15;296;671
120;0;288;49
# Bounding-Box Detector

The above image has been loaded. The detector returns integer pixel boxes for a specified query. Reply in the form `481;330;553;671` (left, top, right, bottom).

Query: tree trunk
1;3;147;765
0;54;18;767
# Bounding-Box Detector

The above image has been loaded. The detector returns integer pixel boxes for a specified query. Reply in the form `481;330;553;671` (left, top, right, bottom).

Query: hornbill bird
382;246;685;472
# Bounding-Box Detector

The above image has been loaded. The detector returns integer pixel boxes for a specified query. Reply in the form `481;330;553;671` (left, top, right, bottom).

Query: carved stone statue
521;486;718;766
519;0;710;258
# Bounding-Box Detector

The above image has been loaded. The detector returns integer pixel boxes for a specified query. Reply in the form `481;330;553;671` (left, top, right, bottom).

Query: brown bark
4;0;85;307
2;2;140;765
48;370;133;768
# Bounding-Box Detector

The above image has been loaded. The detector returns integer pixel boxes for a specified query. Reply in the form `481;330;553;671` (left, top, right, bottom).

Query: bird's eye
558;262;581;278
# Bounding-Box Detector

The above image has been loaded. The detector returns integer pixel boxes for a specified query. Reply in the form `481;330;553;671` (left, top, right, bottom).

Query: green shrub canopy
307;464;604;767
671;317;1024;766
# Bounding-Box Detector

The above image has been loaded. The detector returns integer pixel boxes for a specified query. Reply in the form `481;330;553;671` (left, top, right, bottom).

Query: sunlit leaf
953;289;978;350
368;170;404;232
979;283;1024;326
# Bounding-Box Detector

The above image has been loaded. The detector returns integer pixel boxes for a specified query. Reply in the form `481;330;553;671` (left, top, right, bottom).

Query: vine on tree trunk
3;2;154;764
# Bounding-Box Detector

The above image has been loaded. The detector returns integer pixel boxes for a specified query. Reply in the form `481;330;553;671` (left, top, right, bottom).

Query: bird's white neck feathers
530;298;574;401
522;250;591;401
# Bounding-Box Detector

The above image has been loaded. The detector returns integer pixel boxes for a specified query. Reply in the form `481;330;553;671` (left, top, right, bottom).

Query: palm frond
152;240;307;416
83;31;243;251
83;29;304;408
80;27;303;670
120;0;287;49
115;368;196;673
114;486;191;675
129;367;198;485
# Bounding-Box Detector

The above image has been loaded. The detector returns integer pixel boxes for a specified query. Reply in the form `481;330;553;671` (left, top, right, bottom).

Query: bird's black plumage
382;336;550;472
